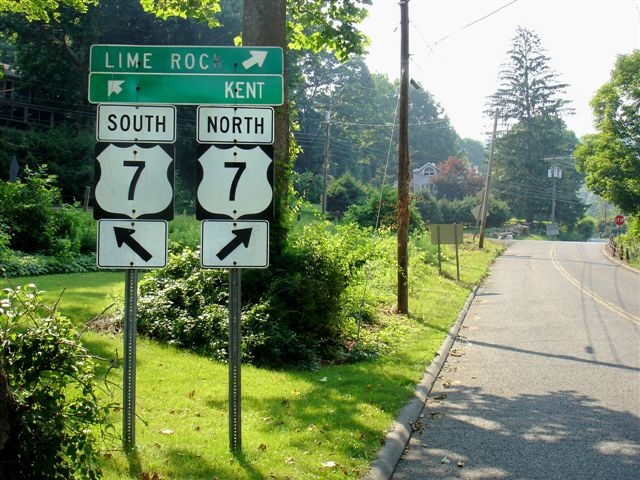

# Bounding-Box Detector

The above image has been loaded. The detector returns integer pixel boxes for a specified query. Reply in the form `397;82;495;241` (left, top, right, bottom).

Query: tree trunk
243;0;289;258
0;362;18;478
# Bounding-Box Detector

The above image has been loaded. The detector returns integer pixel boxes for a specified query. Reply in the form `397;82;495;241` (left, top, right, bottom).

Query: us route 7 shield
196;144;273;220
97;219;167;268
93;143;174;220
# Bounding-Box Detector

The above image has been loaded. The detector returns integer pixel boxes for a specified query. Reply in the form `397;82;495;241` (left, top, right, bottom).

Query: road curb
362;286;479;480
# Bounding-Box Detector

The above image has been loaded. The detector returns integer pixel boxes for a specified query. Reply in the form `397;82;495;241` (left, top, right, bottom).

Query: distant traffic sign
97;105;176;143
614;215;625;226
201;220;269;268
97;219;168;268
196;144;273;220
90;45;283;75
88;73;283;105
197;107;274;144
93;143;174;220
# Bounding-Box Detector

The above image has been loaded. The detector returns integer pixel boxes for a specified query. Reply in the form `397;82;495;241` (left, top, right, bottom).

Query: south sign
97;105;176;143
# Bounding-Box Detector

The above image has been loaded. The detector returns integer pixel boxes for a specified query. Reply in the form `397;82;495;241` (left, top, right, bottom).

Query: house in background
0;63;92;129
411;162;439;193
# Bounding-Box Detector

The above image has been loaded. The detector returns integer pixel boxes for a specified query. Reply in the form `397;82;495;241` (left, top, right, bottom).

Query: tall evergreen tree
487;27;584;224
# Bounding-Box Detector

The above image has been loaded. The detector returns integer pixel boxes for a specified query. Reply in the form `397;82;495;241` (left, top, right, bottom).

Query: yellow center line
550;246;640;324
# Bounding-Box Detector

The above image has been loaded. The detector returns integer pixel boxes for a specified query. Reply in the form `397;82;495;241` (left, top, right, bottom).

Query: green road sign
88;73;283;105
90;45;283;75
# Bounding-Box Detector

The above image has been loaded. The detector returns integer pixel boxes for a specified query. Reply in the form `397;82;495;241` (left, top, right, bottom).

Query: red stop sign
614;215;625;226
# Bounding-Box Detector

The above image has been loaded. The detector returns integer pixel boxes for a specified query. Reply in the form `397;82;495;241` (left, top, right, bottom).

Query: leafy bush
136;224;383;369
343;186;425;233
0;166;95;257
0;252;97;278
0;284;111;479
414;190;443;224
435;196;510;227
326;173;369;219
576;216;597;240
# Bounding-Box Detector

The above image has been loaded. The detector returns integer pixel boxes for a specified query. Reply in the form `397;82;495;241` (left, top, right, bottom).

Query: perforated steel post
123;269;138;451
229;268;242;452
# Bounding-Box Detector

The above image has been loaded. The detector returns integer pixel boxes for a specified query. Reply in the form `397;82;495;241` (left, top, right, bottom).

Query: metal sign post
123;269;138;451
228;269;242;452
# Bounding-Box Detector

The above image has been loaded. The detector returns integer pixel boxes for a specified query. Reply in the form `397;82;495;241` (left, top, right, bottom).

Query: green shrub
0;166;95;258
136;223;383;369
326;173;369;219
576;216;597;240
343;186;425;233
0;284;111;479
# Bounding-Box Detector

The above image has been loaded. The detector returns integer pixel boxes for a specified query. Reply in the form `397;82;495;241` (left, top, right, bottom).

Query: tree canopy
574;50;640;218
0;0;94;22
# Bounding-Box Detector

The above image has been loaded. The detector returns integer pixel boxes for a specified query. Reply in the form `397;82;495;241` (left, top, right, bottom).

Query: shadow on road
396;385;640;479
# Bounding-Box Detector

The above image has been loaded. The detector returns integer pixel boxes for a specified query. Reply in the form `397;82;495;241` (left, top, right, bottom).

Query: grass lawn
3;235;503;479
1;271;124;322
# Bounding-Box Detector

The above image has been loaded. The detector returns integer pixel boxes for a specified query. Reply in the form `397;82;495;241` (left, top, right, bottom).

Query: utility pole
547;164;563;224
544;156;568;225
479;110;499;249
397;0;410;314
321;109;331;215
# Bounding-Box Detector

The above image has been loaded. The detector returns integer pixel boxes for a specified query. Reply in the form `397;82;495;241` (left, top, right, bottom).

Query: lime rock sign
88;45;283;105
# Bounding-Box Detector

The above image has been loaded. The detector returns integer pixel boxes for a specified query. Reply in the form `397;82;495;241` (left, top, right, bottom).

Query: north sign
197;107;274;144
97;105;176;143
200;220;269;269
88;73;283;106
97;219;168;269
93;143;174;220
90;45;283;75
196;144;273;220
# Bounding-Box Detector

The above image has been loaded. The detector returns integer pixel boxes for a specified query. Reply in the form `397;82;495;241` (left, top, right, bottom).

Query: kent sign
88;44;284;105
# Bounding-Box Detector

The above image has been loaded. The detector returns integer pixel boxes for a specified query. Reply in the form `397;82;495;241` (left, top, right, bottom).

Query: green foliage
575;216;597;241
488;27;570;121
0;284;110;479
0;127;94;202
0;165;95;258
487;27;585;225
574;50;640;222
0;252;97;278
326;173;369;219
413;190;443;224
136;223;384;370
140;0;221;27
288;0;369;61
292;170;324;204
0;0;94;22
343;186;425;233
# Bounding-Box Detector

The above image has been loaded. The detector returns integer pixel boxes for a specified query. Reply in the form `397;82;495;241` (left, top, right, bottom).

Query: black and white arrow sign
97;219;167;269
201;220;269;268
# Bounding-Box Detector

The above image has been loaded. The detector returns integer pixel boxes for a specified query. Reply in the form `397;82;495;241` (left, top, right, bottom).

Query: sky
360;0;640;141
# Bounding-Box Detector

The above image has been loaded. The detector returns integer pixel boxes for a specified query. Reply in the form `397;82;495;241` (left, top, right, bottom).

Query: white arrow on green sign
88;73;283;105
90;44;283;75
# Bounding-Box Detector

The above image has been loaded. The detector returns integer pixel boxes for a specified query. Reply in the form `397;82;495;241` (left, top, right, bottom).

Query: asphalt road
390;240;640;480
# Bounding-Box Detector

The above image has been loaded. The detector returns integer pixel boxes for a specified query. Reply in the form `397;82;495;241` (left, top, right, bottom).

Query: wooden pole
479;110;498;249
397;0;410;314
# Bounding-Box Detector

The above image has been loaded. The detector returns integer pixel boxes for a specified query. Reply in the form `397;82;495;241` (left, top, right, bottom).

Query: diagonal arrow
241;50;268;70
216;228;252;261
108;80;124;97
114;226;152;262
